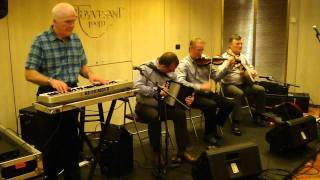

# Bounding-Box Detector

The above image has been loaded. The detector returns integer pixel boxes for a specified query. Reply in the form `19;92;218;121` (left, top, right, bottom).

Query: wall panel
131;0;165;66
164;0;190;59
190;0;219;56
0;17;16;130
291;0;320;104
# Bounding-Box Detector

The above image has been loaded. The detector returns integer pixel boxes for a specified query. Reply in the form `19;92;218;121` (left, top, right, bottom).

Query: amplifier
192;142;262;180
99;124;133;177
266;115;317;153
266;92;310;112
19;106;38;145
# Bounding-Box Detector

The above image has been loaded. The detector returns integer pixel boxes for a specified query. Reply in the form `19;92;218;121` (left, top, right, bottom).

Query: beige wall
287;0;320;104
0;17;16;130
0;0;223;131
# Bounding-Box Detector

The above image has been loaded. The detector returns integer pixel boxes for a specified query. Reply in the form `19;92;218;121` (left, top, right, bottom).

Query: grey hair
51;2;76;20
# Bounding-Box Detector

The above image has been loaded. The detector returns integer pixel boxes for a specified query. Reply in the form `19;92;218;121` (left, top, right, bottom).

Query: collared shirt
175;55;227;91
134;60;176;106
25;27;87;84
220;52;253;85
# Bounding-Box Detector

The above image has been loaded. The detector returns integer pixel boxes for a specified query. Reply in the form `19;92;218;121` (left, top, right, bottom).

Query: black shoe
203;135;221;146
254;115;266;127
231;123;242;136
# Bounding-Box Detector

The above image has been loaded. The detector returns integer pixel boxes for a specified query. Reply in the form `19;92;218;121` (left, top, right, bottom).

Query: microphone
133;66;143;71
313;25;320;35
259;75;273;81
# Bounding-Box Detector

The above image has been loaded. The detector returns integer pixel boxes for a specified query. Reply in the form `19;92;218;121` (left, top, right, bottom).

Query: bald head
189;38;205;48
189;38;205;59
52;2;76;21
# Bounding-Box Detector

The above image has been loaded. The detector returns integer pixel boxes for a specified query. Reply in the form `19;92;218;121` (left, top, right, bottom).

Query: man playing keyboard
24;3;106;179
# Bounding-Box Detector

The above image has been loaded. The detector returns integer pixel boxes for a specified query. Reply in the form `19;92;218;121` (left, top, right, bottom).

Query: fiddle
195;56;228;65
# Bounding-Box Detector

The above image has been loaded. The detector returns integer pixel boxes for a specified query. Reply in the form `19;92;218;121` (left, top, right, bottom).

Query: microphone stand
316;33;320;43
135;67;190;178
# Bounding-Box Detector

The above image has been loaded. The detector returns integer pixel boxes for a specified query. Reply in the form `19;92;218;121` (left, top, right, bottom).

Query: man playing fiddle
220;34;266;136
176;38;234;146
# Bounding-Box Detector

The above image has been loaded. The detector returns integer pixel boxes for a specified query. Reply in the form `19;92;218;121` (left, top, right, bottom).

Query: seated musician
175;38;235;146
220;34;266;136
134;52;196;167
24;3;107;179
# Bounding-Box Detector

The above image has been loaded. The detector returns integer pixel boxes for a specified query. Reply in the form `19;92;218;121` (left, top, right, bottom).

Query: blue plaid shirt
25;27;87;84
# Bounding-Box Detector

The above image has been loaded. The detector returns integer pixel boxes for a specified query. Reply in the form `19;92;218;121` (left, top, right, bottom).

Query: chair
219;83;254;123
186;108;203;138
122;97;175;161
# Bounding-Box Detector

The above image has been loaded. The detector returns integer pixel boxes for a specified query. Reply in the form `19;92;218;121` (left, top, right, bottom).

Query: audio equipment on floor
19;106;38;145
266;93;310;112
192;141;262;180
266;115;317;153
271;102;303;122
98;124;133;177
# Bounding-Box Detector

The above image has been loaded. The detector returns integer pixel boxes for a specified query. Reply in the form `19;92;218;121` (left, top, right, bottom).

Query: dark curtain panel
223;0;254;64
223;0;288;81
255;0;288;81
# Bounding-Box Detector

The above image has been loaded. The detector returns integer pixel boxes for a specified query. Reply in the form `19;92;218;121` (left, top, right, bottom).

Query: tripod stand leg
126;98;148;162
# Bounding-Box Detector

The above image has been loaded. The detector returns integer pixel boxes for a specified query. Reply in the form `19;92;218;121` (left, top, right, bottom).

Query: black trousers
36;85;81;180
135;103;190;153
192;92;234;135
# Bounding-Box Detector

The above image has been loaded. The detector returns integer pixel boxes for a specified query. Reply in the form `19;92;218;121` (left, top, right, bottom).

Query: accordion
165;80;194;109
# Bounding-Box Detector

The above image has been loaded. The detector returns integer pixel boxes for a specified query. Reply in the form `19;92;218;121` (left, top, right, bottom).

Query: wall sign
74;5;123;38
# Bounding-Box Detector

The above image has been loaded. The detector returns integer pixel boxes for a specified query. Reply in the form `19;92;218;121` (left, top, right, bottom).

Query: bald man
25;3;106;179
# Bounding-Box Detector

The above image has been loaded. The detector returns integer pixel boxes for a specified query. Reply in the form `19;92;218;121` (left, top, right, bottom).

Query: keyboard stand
87;98;133;179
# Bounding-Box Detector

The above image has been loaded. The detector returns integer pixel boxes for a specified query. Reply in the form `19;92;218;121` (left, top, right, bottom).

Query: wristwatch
48;77;53;84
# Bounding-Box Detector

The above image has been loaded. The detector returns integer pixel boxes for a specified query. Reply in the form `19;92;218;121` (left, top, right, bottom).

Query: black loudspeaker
19;106;38;145
272;102;303;121
192;142;262;180
266;93;310;112
266;115;317;153
99;124;133;177
0;0;8;19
